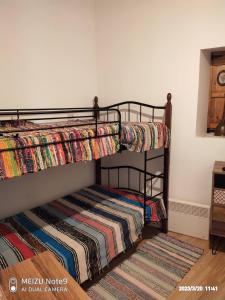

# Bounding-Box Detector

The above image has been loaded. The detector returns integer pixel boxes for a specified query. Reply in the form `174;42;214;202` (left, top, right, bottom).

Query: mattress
0;185;164;284
0;120;169;180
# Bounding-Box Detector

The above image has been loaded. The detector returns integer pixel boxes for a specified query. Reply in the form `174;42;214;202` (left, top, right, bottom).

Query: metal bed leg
162;219;168;234
212;235;220;255
144;152;147;225
96;159;102;185
162;148;170;233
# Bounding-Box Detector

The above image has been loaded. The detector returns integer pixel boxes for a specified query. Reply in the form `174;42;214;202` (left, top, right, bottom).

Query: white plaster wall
95;0;225;207
0;0;97;108
0;0;97;218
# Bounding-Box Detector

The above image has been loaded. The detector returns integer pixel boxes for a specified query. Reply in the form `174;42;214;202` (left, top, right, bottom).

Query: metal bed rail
0;107;122;153
101;163;164;224
103;100;166;123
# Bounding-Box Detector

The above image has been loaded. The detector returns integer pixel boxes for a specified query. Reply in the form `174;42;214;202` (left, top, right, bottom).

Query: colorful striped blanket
0;185;163;284
121;122;170;152
0;120;169;180
0;121;119;180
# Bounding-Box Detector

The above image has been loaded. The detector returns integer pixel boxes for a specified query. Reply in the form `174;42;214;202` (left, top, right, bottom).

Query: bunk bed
0;94;172;284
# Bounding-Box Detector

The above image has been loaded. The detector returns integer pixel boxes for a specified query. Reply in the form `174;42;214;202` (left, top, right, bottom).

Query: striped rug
87;233;203;300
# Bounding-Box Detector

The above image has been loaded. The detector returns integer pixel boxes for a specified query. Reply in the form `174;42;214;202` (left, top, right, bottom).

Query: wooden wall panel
207;52;225;131
211;65;225;98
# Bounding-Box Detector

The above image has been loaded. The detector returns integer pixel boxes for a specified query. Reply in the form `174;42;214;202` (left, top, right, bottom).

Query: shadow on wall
196;49;211;136
0;161;94;220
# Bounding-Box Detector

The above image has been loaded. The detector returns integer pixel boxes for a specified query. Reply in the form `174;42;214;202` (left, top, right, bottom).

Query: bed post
93;96;100;120
93;96;101;185
162;93;172;233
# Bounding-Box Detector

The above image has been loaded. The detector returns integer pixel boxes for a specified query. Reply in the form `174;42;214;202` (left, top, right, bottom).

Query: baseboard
168;198;210;240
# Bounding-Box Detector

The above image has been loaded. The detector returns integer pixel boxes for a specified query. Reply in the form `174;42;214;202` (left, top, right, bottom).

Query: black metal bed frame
95;93;172;233
0;93;172;232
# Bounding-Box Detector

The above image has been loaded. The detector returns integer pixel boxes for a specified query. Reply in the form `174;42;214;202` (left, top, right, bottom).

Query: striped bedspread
0;121;119;180
0;185;163;284
0;120;169;180
121;122;170;152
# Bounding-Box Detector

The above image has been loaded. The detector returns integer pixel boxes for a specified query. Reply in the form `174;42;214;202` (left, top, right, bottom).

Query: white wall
0;0;97;107
95;0;225;208
0;0;97;218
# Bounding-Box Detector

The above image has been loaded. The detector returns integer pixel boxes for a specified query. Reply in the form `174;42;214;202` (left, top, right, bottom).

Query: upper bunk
0;94;172;181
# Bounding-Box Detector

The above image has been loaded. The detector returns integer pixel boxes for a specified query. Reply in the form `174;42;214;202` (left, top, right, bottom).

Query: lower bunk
0;185;165;284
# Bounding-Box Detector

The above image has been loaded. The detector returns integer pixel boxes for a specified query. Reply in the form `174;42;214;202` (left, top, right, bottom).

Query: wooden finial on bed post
162;93;172;234
165;93;172;130
93;96;100;120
